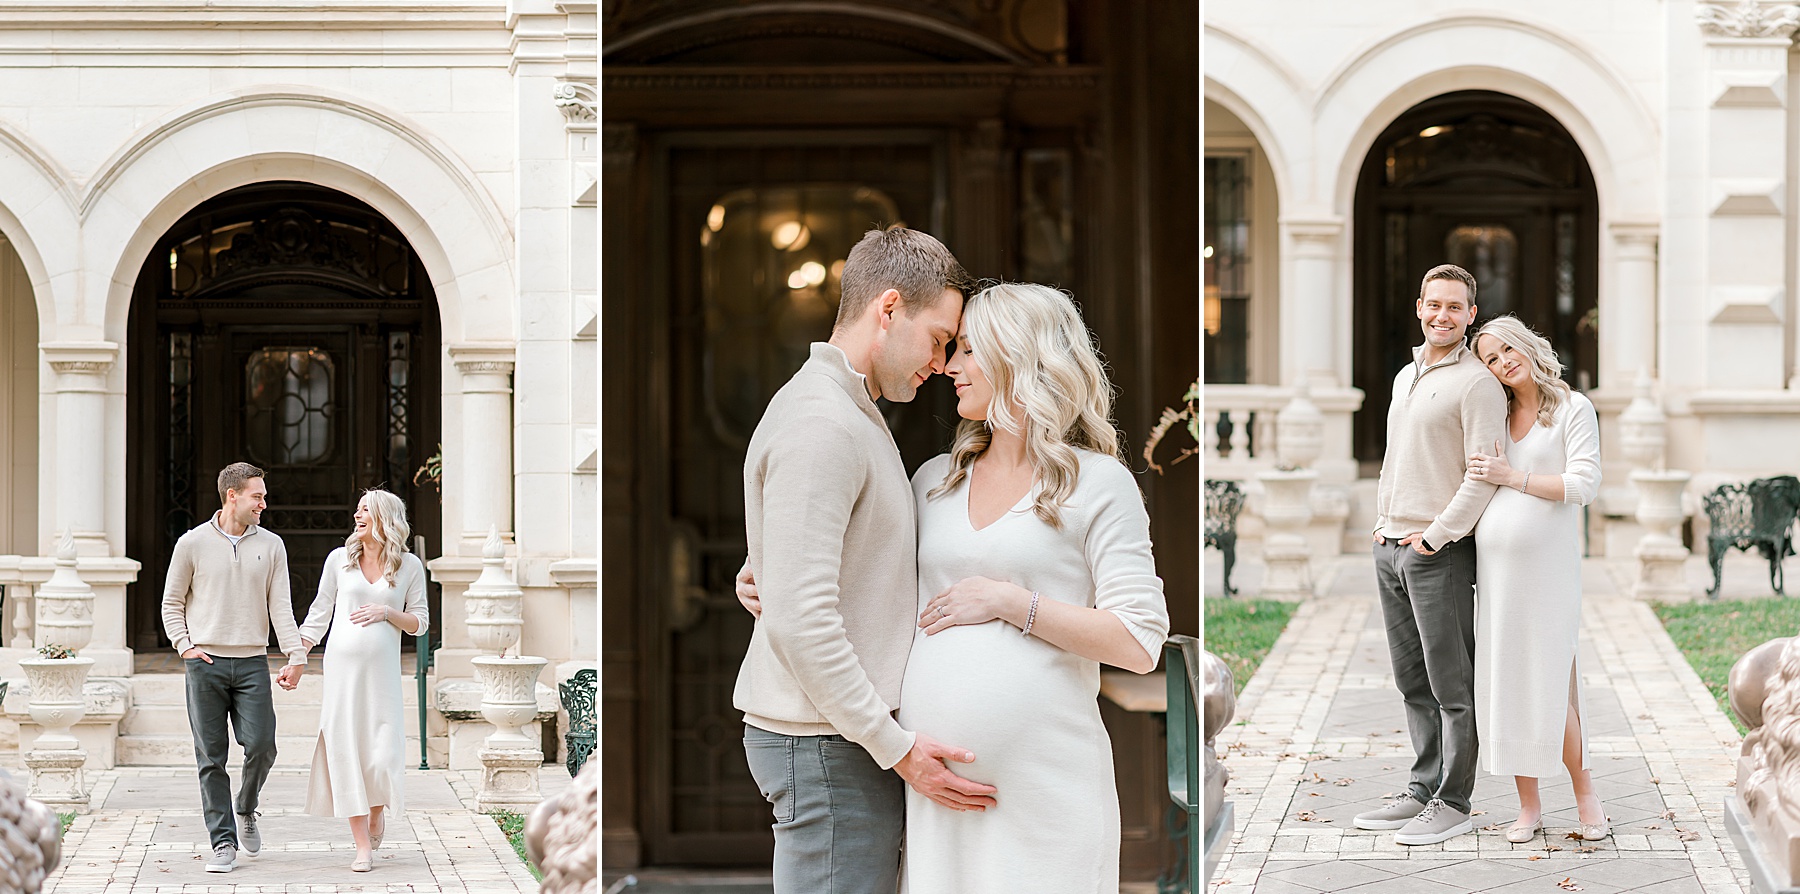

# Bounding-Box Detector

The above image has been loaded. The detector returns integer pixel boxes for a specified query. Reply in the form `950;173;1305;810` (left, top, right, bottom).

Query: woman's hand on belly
350;603;392;627
920;576;1030;635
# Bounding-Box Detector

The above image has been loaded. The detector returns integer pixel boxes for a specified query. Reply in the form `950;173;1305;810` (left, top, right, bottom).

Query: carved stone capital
553;80;597;124
449;344;517;377
40;342;118;383
1697;0;1800;38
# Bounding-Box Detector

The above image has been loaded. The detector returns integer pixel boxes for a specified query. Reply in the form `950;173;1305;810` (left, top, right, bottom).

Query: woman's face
944;325;994;422
353;496;375;543
1476;333;1533;393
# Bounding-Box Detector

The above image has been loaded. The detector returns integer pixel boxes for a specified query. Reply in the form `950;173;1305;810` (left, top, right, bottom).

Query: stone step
115;733;431;768
119;703;431;738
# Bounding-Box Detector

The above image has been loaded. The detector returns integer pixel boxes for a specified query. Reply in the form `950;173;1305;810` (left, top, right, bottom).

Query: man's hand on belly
894;732;998;811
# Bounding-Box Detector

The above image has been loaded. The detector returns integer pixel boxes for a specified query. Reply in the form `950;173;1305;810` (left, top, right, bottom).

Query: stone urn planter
1257;468;1318;598
1632;469;1693;600
474;654;549;812
20;648;93;810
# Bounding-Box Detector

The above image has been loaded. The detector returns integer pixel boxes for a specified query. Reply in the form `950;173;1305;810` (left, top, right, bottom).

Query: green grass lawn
1204;598;1299;697
488;810;544;883
1652;597;1800;737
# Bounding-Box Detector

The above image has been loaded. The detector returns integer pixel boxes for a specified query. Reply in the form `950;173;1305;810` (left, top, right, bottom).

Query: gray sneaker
1394;798;1474;845
237;812;260;855
205;843;237;873
1353;792;1425;830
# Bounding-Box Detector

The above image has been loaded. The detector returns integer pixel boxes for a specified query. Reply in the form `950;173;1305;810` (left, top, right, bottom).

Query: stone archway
1351;90;1599;466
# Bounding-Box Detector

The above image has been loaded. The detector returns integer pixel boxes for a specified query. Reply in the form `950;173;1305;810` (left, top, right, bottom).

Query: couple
1356;264;1608;846
161;463;428;874
732;225;1169;893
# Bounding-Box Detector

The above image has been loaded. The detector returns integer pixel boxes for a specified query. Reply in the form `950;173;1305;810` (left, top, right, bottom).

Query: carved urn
32;531;94;654
465;525;524;656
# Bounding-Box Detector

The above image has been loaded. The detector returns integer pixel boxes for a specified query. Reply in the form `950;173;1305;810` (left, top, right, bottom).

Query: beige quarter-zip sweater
161;513;307;666
1374;341;1508;550
733;342;918;769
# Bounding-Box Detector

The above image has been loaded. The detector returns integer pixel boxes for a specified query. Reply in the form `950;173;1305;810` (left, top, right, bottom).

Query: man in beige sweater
162;462;309;873
1353;264;1506;846
733;226;993;893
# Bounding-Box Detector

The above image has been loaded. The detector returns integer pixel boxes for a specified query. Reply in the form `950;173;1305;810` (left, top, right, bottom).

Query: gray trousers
744;725;904;894
185;656;278;850
1373;537;1479;814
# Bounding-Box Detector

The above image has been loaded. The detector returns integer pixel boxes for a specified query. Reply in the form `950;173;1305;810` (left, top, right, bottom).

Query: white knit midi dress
897;451;1169;894
1472;391;1602;778
298;548;429;817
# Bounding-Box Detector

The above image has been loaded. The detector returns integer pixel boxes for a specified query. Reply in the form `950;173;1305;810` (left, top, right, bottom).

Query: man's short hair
1419;264;1477;305
834;225;974;331
218;462;266;505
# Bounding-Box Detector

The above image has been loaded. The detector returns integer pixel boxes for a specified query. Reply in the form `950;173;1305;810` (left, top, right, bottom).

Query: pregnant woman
897;282;1169;893
1464;315;1610;843
298;488;429;871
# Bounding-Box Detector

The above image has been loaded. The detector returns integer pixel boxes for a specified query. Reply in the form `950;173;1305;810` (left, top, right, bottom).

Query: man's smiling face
1417;278;1476;351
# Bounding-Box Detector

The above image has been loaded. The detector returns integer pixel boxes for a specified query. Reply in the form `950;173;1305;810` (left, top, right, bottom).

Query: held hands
893;733;998;812
349;603;392;627
1466;440;1520;489
919;576;1025;634
736;559;762;619
276;663;304;691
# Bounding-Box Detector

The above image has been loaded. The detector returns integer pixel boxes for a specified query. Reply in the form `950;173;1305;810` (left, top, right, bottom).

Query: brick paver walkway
1211;555;1749;894
36;765;564;893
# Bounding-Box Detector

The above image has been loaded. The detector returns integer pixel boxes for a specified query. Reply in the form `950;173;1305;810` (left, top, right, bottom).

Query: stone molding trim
553;81;597;123
1696;0;1800;38
602;66;1100;93
40;342;119;381
449;344;517;376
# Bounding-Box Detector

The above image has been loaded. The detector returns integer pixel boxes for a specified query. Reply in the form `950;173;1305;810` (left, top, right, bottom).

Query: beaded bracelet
1021;591;1040;637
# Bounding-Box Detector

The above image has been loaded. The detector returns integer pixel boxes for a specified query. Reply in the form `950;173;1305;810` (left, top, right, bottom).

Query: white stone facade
1206;0;1800;555
0;2;596;769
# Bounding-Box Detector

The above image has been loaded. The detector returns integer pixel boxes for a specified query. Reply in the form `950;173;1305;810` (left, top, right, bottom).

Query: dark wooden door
639;133;954;864
1353;91;1598;467
126;183;441;654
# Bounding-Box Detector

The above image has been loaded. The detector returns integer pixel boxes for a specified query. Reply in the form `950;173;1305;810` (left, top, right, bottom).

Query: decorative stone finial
53;530;75;566
484;525;504;562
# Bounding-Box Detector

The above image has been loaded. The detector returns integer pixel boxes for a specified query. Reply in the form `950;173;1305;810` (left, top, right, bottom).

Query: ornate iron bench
1205;480;1245;597
559;668;596;777
1703;475;1800;598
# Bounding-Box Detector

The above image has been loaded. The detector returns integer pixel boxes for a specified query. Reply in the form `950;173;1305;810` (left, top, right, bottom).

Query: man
1353;264;1507;846
732;225;994;893
162;462;310;873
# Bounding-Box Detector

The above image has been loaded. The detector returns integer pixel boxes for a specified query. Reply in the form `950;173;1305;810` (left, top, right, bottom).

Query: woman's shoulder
1558;390;1597;421
1072;448;1140;496
910;453;954;488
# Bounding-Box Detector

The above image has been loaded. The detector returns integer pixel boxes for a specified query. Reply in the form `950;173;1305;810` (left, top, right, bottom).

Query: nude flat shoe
351;855;373;872
1578;817;1611;841
1505;819;1542;843
370;815;385;850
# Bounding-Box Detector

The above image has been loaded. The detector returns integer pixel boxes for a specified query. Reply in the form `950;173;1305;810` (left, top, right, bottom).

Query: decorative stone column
1606;226;1660;390
1633;469;1694;600
1279;219;1343;389
449;345;516;554
1694;2;1799;390
39;343;116;558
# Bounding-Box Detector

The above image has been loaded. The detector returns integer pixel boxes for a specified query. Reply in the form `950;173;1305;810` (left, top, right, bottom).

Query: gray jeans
185;655;278;850
1373;537;1478;814
744;725;904;894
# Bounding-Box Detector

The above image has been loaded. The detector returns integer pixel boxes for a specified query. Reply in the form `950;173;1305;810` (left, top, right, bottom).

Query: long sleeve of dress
1081;457;1170;666
298;550;338;646
1560;394;1603;506
401;555;429;636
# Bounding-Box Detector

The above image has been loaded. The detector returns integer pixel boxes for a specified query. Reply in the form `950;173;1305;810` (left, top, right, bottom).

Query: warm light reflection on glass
829;259;845;280
786;270;808;289
800;261;826;286
771;221;811;251
1419;125;1450;138
1202;245;1214;259
707;205;726;232
1204;284;1221;336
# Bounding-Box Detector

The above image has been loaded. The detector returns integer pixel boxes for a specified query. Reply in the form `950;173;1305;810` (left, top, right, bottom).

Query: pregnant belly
898;621;1100;783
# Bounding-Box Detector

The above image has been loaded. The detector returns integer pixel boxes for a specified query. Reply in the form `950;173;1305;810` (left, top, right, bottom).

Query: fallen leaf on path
1650;777;1661;784
1659;810;1675;820
1528;855;1544;861
1575;846;1598;854
1334;778;1354;786
1645;824;1660;830
1564;831;1585;840
1557;879;1584;891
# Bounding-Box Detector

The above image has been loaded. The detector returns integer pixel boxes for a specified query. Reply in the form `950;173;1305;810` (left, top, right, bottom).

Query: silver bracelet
1021;591;1040;637
1520;472;1531;493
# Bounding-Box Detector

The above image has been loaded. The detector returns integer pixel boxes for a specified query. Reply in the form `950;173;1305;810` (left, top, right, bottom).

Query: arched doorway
124;182;442;654
1352;90;1599;467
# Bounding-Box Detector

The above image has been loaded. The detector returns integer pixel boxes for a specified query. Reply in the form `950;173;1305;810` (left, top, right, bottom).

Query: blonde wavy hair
345;489;410;586
928;282;1122;527
1471;314;1569;428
